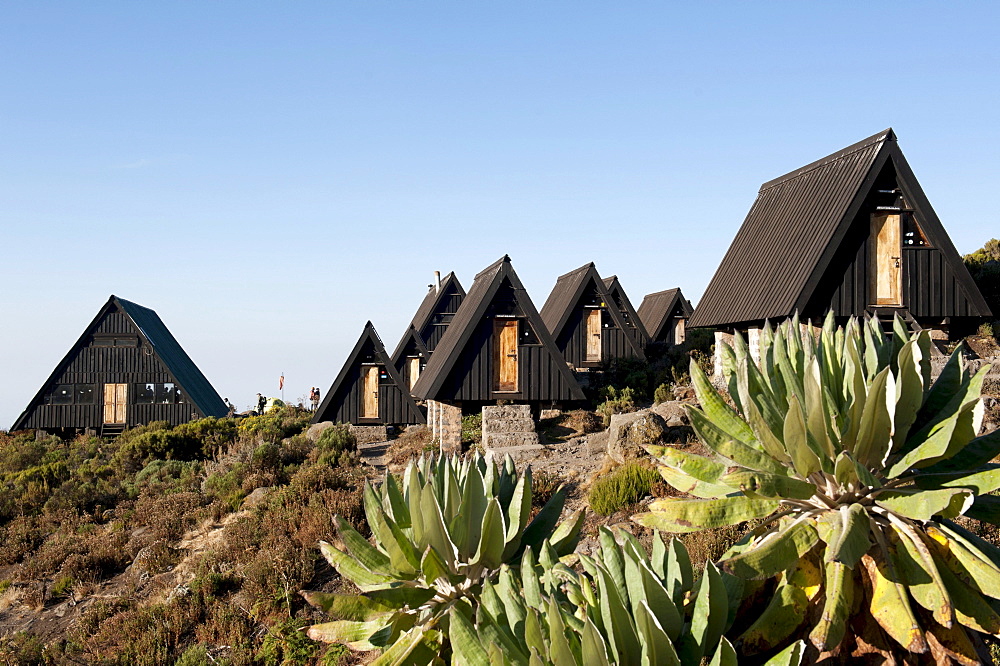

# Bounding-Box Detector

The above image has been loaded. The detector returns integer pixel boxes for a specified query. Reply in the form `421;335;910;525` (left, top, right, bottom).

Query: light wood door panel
361;366;379;418
408;357;421;389
871;213;902;306
585;309;602;362
494;319;519;392
103;383;127;424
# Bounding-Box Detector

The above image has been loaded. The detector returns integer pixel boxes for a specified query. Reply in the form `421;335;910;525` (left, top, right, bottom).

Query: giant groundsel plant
636;313;1000;660
302;453;585;664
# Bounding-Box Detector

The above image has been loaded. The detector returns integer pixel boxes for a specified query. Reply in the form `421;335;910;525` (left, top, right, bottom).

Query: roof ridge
759;128;894;192
554;262;595;282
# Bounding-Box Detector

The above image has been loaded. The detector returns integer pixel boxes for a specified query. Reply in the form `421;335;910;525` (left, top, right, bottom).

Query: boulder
606;410;668;464
305;421;335;443
649;401;690;427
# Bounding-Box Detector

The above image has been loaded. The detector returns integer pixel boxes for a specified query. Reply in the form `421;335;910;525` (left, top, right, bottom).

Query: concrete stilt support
713;330;734;379
747;326;762;365
427;399;461;454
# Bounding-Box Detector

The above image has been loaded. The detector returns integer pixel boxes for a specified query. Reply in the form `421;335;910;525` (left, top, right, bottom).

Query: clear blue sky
2;2;998;427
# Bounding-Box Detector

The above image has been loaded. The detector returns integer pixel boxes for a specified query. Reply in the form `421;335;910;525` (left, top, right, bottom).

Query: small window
92;336;114;347
114;337;138;347
903;213;931;247
76;385;96;404
156;383;176;404
49;384;74;405
520;320;540;345
174;387;186;404
135;383;156;404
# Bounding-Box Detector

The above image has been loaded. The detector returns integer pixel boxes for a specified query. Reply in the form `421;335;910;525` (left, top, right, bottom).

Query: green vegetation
595;386;637;426
0;406;365;665
637;313;1000;659
302;453;586;662
588;461;661;516
965;237;1000;319
460;413;482;448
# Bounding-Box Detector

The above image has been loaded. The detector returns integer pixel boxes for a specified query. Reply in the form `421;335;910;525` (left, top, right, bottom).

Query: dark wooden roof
410;255;585;401
389;324;430;369
12;295;226;430
411;272;465;333
637;288;694;341
602;275;650;345
313;321;425;424
689;129;992;328
539;262;645;359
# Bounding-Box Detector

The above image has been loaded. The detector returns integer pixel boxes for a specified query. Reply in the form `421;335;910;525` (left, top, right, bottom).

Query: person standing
310;387;320;412
257;393;266;415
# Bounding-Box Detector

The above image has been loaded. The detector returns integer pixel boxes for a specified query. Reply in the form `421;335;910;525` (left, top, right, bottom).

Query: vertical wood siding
21;311;204;429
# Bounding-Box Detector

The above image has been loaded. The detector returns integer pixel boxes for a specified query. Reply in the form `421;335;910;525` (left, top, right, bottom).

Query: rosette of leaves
635;313;1000;661
302;453;585;664
449;528;805;665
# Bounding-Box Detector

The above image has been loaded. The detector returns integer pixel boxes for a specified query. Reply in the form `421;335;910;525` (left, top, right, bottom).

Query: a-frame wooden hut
390;272;465;390
602;275;650;349
313;322;426;426
411;256;585;408
637;288;694;346
689;129;992;338
12;295;227;436
539;263;646;370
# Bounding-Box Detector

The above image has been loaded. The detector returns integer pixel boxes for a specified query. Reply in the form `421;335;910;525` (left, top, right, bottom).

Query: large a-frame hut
12;295;227;436
411;255;585;410
313;322;425;427
689;129;992;371
390;271;465;390
637;288;694;346
539;263;646;370
602;275;650;348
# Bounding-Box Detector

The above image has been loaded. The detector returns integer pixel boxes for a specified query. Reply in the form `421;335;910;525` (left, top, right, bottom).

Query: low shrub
653;382;672;404
460;413;482;448
588;461;660;515
311;424;356;467
595;386;636;426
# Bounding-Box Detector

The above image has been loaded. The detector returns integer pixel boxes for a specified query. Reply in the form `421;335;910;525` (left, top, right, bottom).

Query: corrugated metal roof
313;321;425;424
411;256;584;401
539;262;645;358
637;288;693;340
117;297;228;418
603;275;651;345
689;129;895;328
409;271;465;333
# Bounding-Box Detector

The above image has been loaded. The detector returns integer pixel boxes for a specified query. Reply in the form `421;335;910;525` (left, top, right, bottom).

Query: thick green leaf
688;408;789;475
720;469;816;500
689;358;757;446
680;561;727;664
300;589;403;621
382;470;410;528
506;467;532;543
738;579;809;655
420;483;458;569
875;488;973;522
473;497;506;571
318;541;395;590
925;429;1000;473
888;524;952;629
549;509;586;557
648;445;733;498
336;515;393;574
764;640;805;666
927;524;1000;601
449;606;491;666
853;367;893;468
665;537;693;609
635;601;680;666
887;403;967;478
635;496;779;533
783;396;821;478
371;625;439;666
370;505;420;576
596;564;641;665
580;615;611;665
516;486;566;558
658;466;734;499
451;461;487;560
808;561;852;652
419;544;450;584
934;551;1000;634
723;520;819;579
892;338;925;450
546;596;577;666
307;617;391;651
708;636;737;666
862;552;928;653
817;504;871;568
914;464;1000;496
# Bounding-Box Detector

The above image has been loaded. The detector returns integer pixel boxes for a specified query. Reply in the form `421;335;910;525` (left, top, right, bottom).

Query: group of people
309;387;321;411
220;389;321;418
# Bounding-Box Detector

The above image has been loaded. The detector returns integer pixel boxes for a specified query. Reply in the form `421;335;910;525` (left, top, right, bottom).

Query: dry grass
385;425;433;470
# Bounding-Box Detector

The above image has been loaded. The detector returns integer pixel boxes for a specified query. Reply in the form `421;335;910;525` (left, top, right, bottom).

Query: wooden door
673;318;686;345
408;357;421;389
361;366;379;419
871;213;902;306
585;309;602;362
103;383;127;424
494;319;519;392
